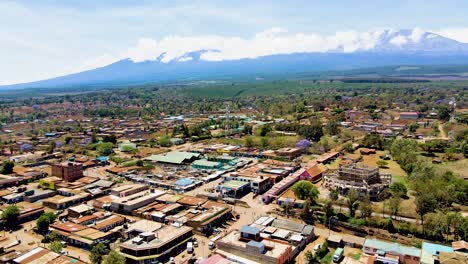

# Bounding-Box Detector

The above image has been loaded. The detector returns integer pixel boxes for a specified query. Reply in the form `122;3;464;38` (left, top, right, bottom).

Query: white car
313;244;321;251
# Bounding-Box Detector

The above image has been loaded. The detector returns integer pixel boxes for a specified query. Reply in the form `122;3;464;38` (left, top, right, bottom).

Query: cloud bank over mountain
78;27;468;71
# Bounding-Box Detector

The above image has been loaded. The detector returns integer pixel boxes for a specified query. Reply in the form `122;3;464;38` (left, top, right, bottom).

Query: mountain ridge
3;29;468;90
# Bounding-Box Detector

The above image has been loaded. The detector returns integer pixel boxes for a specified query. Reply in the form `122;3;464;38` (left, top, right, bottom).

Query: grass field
434;158;468;179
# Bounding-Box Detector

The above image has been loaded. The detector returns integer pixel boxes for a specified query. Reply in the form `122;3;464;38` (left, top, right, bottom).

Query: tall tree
346;189;360;218
292;180;320;202
2;205;20;228
90;243;107;264
104;250;125;264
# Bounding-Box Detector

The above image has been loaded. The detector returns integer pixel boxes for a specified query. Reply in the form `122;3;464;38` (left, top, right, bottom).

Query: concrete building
323;164;391;201
43;193;89;209
119;225;193;264
216;230;293;264
110;190;166;214
52;162;83;182
110;184;149;197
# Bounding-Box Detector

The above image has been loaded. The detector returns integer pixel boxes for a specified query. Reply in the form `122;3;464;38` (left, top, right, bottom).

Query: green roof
192;159;221;168
145;151;200;164
220;180;250;190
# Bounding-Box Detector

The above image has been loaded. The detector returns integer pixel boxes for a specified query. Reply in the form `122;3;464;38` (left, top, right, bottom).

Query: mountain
3;29;468;90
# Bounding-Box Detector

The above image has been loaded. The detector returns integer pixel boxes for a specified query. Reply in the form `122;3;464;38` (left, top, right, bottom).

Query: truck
333;248;344;263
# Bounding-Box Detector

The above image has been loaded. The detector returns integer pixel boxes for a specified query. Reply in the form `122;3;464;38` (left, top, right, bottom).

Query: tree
346;189;360;218
142;164;155;173
64;136;72;144
298;120;323;142
243;124;253;135
389;182;407;198
304;250;317;264
323;200;335;220
325;119;340;136
376;159;388;168
245;136;254;148
1;160;14;174
388;197;401;219
437;105;452;121
90;243;108;264
36;212;57;234
158;135;173;147
260;137;269;149
104;250;125;264
343;143;354;153
49;241;64;253
96;142;114;156
359;196;373;220
292;181;319;202
408;123;419;133
2;205;19;228
416;193;437;234
102;134;117;144
329;188;339;202
259;125;272;137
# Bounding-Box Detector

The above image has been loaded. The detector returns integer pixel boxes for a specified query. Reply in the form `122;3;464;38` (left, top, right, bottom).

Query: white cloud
409;28;425;42
119;28;387;64
389;35;408;46
435;27;468;43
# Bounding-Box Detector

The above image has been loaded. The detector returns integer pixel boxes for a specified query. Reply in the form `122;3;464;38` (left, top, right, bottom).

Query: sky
2;0;468;85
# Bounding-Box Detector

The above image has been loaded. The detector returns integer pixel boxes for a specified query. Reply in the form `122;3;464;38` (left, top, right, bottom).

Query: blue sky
2;0;468;84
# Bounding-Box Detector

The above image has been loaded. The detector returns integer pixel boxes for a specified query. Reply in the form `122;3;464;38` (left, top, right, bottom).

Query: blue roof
96;156;109;161
175;178;194;186
247;240;265;248
421;242;453;264
364;238;421;257
240;225;260;235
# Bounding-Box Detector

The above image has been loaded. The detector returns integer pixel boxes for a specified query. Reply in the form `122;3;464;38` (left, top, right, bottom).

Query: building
144;151;201;166
93;215;125;232
420;242;454;264
192;159;223;170
119;225;193;264
399;112;419;120
216;230;293;264
50;222;113;249
0;201;44;223
186;202;232;235
363;238;421;264
110;184;149;197
43;193;89;209
68;204;94;218
299;163;328;183
110;190;166;214
13;247;85;264
52;162;83;182
316;151;339;164
323;164;391;201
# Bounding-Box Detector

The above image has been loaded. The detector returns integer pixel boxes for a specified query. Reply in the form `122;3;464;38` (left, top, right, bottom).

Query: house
360;148;377;155
363;238;421;264
420;242;454;264
399;112;419;120
316;151;339;164
299;164;328;183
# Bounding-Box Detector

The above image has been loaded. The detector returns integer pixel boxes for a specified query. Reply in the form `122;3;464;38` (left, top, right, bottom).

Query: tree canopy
292;180;319;202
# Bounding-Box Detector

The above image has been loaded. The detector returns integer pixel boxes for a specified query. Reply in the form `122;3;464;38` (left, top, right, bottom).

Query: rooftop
121;225;192;250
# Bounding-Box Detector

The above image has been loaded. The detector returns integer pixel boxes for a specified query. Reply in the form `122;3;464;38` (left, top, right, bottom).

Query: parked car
187;242;194;253
313;244;321;251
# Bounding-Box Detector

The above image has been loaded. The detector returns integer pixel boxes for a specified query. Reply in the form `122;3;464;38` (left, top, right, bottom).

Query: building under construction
323;163;391;201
